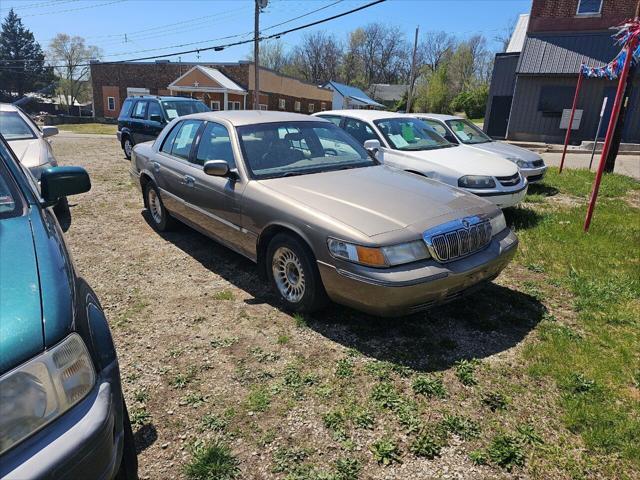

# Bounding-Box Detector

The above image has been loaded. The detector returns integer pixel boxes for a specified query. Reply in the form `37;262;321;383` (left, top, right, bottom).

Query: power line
0;0;80;12
20;0;126;18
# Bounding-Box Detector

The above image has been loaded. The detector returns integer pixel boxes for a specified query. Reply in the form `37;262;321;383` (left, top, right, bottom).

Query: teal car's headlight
490;212;507;236
0;334;95;454
458;175;496;189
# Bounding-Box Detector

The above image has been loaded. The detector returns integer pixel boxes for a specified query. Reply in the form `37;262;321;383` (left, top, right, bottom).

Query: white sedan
0;103;69;218
314;110;527;208
412;114;548;183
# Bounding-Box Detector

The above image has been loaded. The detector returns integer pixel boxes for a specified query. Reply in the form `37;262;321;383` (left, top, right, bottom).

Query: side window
119;98;133;117
132;100;148;119
343;118;379;145
424;119;457;143
194;122;236;168
160;122;181;154
171;120;202;159
317;115;342;127
147;101;163;120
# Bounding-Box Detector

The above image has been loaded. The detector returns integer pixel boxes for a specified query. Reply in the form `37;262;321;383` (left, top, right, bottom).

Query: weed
566;373;597;394
335;457;361;480
250;347;280;363
412;375;446;398
633;371;640;389
454;359;479;386
469;450;488;465
168;348;183;358
351;407;374;430
323;410;347;440
210;336;239;348
129;406;150;427
184;392;206;407
525;262;545;273
246;385;271;412
410;430;446;459
395;401;422;433
335;358;354;378
481;391;509;411
516;423;543;445
486;434;526;471
277;333;290;345
441;414;480;440
184;440;240;480
272;447;309;473
370;382;401;409
370;437;401;466
199;413;227;432
169;366;197;389
212;290;234;301
283;364;316;399
133;388;149;403
293;313;307;328
364;361;393;380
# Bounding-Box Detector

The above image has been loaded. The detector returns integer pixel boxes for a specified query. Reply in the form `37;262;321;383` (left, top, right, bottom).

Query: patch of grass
364;360;408;380
441;414;480;440
454;359;479;386
129;406;151;427
410;430;446;459
169;366;197;389
57;123;117;135
246;385;271;412
212;290;234;301
516;423;543;445
283;364;317;399
349;406;374;430
469;450;488;465
541;167;639;198
272;447;309;473
293;313;307;328
481;391;509;411
370;382;401;409
370;437;401;466
199;413;228;432
486;434;526;472
184;392;207;407
565;372;598;394
249;346;280;363
323;410;347;441
133;388;149;403
210;336;239;348
633;370;640;389
335;457;361;480
335;358;354;378
277;333;290;345
184;440;240;480
412;375;446;398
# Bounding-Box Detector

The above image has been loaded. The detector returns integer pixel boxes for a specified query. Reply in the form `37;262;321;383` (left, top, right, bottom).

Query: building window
211;101;220;111
259;104;268;111
294;101;301;112
321;102;326;111
107;96;116;111
308;103;315;113
576;0;602;15
279;98;286;110
538;86;575;116
226;101;241;110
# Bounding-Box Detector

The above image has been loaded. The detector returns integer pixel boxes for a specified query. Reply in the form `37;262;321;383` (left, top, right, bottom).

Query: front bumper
468;184;528;208
520;165;547;183
318;229;518;317
0;364;125;480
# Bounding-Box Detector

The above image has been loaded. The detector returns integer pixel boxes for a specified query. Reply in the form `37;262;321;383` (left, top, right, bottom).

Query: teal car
0;137;137;479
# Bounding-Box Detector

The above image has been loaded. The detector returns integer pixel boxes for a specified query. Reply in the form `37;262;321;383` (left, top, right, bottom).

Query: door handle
182;175;195;187
152;162;160;172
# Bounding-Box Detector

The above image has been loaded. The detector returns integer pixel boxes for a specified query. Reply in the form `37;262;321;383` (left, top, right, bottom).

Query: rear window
161;100;210;121
0;111;36;141
0;142;24;219
119;98;134;117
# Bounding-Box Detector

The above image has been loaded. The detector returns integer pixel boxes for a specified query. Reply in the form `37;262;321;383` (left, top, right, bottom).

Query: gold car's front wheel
266;233;328;313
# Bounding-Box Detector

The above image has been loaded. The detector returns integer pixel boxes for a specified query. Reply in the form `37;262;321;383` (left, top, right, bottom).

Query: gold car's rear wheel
144;182;175;232
266;233;328;313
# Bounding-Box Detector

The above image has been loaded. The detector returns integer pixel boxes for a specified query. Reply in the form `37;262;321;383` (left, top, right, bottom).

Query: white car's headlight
490;212;507;236
327;238;430;267
458;175;496;189
0;334;95;454
507;157;532;169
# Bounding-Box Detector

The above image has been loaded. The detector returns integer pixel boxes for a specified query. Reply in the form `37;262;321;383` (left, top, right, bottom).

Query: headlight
490;212;507;236
327;238;430;267
507;157;532;168
0;334;95;454
458;175;496;189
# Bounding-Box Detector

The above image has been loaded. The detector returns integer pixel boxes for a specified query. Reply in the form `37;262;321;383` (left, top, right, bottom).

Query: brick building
90;60;332;118
484;0;639;144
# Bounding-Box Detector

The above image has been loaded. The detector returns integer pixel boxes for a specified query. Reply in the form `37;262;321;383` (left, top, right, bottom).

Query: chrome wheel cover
148;188;163;224
272;246;306;303
124;139;132;157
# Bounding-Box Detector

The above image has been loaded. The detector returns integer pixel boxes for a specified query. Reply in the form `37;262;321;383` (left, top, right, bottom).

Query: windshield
0;111;37;141
237;121;375;180
161;100;210;120
373;118;452;151
445;119;492;144
0;142;24;219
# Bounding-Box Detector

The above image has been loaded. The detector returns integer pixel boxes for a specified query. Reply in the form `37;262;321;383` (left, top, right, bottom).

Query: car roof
315;109;405;122
0;103;20;112
130;95;205;102
180;110;331;126
409;113;462;121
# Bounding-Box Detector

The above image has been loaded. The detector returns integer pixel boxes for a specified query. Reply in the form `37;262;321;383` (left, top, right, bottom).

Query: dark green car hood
0;208;75;374
0;214;43;373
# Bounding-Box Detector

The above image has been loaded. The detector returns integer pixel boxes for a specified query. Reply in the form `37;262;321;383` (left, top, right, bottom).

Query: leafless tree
48;34;100;113
286;31;342;84
494;15;519;52
419;31;456;73
247;39;288;73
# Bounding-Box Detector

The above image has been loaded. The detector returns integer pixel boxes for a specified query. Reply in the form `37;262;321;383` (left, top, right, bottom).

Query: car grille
427;220;492;263
527;173;544;182
496;173;521;187
531;159;545;167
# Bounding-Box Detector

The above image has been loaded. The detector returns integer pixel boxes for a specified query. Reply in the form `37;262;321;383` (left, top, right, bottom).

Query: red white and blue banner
580;19;640;80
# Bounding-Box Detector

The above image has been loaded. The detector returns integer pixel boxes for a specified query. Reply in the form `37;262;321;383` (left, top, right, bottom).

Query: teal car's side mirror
40;166;91;205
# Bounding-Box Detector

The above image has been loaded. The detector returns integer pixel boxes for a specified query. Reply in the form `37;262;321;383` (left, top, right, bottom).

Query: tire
123;136;133;160
266;233;328;313
144;182;175;232
115;400;138;480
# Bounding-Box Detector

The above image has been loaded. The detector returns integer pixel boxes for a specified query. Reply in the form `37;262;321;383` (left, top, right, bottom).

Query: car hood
470;141;542;162
0;214;43;374
396;145;519;177
259;165;495;237
7;138;48;168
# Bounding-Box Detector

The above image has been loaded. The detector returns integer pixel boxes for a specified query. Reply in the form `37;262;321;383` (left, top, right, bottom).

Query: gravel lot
52;135;578;479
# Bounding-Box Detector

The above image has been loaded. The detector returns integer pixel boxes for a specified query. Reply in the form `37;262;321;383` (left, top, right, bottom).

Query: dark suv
117;96;209;159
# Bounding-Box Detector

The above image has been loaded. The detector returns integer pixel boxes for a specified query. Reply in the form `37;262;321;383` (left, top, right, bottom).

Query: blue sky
1;0;532;63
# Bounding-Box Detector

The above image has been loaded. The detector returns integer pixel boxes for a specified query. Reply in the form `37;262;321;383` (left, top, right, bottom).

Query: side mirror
149;114;163;123
40;166;91;205
42;126;58;138
203;160;230;177
364;139;381;153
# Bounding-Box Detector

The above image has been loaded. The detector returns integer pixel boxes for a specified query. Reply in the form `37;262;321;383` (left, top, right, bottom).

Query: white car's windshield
237;121;375;179
373;118;452;151
0;111;37;141
446;119;492;145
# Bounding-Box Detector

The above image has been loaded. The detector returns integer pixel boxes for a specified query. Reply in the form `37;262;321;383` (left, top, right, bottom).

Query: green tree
0;9;53;101
414;64;453;114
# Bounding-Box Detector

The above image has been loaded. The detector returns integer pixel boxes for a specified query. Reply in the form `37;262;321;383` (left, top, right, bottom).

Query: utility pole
406;26;419;113
253;0;268;110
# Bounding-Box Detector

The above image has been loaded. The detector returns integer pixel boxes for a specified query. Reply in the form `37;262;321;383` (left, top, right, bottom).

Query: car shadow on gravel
145;212;545;373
